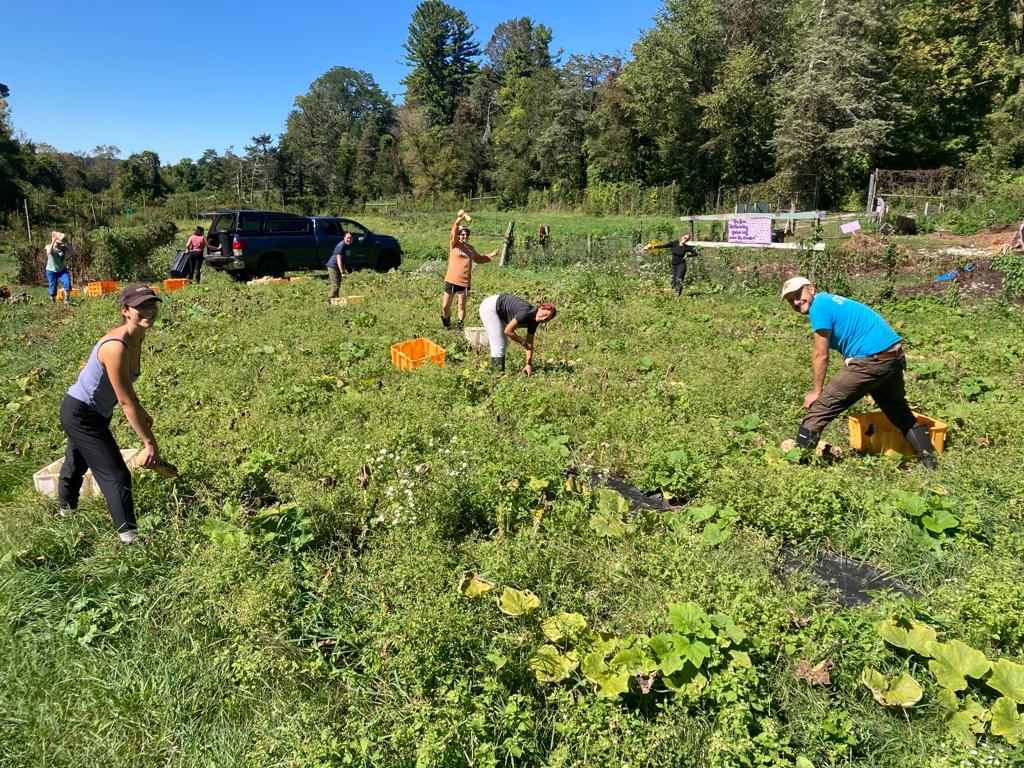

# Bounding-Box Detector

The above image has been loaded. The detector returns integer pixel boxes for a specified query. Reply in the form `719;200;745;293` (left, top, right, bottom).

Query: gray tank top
67;338;140;419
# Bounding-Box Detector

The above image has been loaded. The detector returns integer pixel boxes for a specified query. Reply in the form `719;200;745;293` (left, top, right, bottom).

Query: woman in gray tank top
59;284;164;544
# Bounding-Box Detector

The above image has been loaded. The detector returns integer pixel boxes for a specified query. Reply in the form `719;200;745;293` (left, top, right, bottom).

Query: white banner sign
728;218;773;245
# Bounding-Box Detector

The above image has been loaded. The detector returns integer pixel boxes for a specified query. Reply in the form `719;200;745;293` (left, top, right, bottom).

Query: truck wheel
259;255;286;278
377;251;400;272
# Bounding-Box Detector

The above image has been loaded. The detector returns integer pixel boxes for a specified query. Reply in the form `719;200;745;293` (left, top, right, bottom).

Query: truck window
239;214;260;233
211;213;235;232
263;218;312;235
320;221;340;236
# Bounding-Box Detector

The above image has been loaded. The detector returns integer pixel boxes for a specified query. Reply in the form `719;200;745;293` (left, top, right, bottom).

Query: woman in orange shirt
441;211;496;330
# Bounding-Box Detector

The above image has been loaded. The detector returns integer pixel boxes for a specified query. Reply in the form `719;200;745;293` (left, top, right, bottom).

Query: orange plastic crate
163;278;188;292
86;281;119;297
391;338;446;371
148;284;161;293
848;411;947;457
55;288;80;300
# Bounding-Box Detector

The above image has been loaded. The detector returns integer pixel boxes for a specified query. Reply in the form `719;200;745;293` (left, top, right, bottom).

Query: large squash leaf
926;640;991;692
496;586;540;616
878;618;937;655
990;697;1023;745
987;659;1024;703
530;644;578;682
541;612;588;642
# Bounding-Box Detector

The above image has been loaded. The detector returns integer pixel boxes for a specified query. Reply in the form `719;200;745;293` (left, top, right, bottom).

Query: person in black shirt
644;233;698;296
478;294;557;375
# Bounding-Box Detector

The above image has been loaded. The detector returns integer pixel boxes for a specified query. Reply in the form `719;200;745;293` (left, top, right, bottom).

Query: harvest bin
163;278;188;292
86;281;119;297
463;326;487;351
391;338;446;371
33;448;140;498
848;411;946;457
330;295;365;307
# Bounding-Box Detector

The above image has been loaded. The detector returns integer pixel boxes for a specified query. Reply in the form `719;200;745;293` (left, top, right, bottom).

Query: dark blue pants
58;396;136;533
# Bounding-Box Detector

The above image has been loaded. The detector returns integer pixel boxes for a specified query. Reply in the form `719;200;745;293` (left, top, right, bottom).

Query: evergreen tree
771;0;897;204
402;1;480;125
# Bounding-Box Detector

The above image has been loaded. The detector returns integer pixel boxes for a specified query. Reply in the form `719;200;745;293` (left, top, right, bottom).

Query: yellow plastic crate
148;284;161;293
86;280;119;297
848;411;946;456
163;278;188;291
391;338;446;371
33;448;140;498
463;326;488;351
330;295;365;307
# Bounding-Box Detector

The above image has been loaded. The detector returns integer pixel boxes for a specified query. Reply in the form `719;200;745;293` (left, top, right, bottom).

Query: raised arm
99;341;159;465
450;216;463;248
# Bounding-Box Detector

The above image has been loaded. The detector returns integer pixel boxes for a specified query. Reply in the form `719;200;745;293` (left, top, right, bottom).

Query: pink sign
841;220;861;234
727;218;773;245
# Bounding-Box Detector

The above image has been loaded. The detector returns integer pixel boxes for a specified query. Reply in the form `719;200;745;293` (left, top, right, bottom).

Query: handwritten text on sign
728;218;773;245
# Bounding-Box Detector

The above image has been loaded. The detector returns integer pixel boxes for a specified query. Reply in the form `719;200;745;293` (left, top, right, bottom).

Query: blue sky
3;0;663;164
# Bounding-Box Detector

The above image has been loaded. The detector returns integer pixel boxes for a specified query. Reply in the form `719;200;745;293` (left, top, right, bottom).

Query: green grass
1;216;1023;766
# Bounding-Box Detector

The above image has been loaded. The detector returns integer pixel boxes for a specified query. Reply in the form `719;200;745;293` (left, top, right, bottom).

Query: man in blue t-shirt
326;231;353;303
781;276;937;469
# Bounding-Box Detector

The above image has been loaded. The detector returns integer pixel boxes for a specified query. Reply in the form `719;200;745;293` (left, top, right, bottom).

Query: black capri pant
58;395;136;533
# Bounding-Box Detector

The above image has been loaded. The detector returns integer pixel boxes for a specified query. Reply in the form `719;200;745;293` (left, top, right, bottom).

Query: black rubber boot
905;424;938;470
795;426;821;449
441;314;451;329
490;356;505;372
456;319;464;331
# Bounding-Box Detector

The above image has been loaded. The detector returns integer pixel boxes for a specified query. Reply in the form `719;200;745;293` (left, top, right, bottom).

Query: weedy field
1;224;1023;768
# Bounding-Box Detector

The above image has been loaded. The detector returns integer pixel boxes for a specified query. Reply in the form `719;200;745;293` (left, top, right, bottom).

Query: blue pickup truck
202;209;402;279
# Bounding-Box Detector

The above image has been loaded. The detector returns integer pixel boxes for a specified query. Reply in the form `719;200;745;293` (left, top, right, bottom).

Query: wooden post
499;220;516;267
586;234;593;259
23;198;32;244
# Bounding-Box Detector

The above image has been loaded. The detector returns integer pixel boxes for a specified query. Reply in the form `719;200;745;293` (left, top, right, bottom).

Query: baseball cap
119;283;162;307
781;276;812;299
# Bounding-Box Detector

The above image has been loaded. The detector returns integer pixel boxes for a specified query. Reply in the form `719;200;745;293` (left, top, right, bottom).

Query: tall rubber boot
490;356;505;372
905;424;938;470
441;314;451;329
795;426;821;449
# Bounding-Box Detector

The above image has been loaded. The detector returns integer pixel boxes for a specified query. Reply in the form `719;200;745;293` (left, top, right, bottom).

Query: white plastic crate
463;326;488;351
33;448;140;498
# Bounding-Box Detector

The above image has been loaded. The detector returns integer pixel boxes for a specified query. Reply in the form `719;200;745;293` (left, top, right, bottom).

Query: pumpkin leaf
496;586;540;616
610;634;658;675
921;508;959;533
926;640;991;691
589;510;632;538
649;632;685;676
530;644;578;682
541;612;589;643
945;696;988;748
595;488;630;517
581;651;630;698
990;697;1023;745
987;659;1024;703
885;672;924;707
729;650;752;668
458;571;495;598
668;602;711;636
878;618;938;655
711;613;746;645
861;667;923;708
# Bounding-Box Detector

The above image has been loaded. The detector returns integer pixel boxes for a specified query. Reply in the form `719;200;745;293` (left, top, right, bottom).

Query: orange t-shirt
444;244;485;288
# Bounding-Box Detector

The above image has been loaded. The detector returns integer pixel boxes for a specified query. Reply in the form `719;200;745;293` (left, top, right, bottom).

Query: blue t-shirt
325;241;348;269
807;292;900;359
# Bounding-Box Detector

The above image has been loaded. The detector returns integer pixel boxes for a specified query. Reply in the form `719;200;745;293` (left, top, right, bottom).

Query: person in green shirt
45;231;72;303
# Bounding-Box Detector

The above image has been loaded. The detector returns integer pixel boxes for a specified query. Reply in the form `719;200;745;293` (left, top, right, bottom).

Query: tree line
2;0;1023;219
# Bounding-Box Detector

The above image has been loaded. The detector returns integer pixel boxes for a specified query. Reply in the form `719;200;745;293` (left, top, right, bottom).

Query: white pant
478;295;507;358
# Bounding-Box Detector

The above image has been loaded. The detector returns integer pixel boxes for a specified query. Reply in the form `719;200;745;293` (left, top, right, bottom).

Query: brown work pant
802;354;917;435
327;267;342;300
